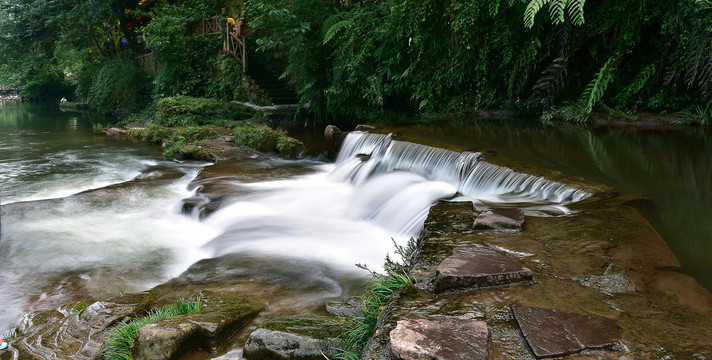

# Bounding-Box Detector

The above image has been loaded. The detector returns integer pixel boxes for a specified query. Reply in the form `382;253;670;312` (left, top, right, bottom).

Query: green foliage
613;64;655;107
5;0;712;124
73;300;91;313
232;124;304;158
102;298;201;360
21;72;75;102
524;0;585;28
332;239;417;359
131;124;218;160
154;96;254;127
1;328;20;340
578;55;618;115
87;59;151;116
677;105;712;126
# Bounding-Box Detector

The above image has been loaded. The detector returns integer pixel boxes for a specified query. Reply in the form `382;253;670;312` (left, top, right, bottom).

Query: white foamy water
0;166;217;333
201;165;455;273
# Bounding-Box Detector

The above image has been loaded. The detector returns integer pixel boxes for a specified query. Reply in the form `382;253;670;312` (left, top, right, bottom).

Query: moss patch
154;96;255;127
260;315;346;339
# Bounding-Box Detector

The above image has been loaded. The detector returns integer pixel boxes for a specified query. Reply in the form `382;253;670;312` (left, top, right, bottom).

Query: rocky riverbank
2;126;711;360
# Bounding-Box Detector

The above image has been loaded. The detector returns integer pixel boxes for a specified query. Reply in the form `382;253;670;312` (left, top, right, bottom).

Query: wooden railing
223;18;247;72
198;16;221;36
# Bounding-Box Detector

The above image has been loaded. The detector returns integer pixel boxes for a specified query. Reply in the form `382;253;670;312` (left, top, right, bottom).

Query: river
1;101;710;337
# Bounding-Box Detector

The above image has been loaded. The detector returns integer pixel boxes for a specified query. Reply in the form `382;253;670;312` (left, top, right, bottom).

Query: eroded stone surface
242;314;344;360
435;246;533;292
389;319;489;360
243;329;338;360
132;318;201;360
474;208;525;231
512;306;620;358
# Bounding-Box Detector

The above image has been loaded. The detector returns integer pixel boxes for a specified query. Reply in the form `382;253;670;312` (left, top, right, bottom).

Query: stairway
246;55;299;105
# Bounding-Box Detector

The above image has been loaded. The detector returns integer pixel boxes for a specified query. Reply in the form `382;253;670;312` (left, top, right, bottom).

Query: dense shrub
245;0;712;123
87;59;151;116
22;72;75;102
233;124;304;158
153;96;255;127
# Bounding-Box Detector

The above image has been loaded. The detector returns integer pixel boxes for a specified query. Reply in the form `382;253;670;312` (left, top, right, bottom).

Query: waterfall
332;131;591;207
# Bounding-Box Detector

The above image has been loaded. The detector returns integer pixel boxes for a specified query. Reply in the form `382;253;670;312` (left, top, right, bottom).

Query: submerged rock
512;306;620;358
389;318;489;360
474;208;526;231
435;246;533;292
243;315;344;360
325;297;363;318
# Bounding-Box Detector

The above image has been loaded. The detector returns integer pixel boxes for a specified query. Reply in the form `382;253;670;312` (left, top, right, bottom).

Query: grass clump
154;96;254;127
102;298;201;360
332;239;418;359
73;299;91;313
233;124;304;159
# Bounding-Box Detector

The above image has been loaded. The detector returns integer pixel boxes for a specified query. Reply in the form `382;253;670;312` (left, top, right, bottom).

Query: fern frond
566;0;585;26
524;0;551;28
613;64;655;105
578;55;617;114
323;19;354;44
488;0;501;17
549;0;566;25
532;57;568;103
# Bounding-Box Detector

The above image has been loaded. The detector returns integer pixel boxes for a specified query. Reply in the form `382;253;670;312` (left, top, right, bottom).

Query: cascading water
0;103;592;337
331;131;591;209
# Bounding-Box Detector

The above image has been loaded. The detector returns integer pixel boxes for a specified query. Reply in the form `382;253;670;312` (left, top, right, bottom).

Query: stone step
512;306;620;359
389;319;489;360
435;245;533;292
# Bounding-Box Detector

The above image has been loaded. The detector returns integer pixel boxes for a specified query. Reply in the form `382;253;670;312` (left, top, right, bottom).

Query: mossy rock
130;294;264;360
233;125;305;159
243;315;345;360
154;96;255;127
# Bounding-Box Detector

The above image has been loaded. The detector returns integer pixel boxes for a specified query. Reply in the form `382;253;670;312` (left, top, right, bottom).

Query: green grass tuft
102;298;201;360
331;239;418;359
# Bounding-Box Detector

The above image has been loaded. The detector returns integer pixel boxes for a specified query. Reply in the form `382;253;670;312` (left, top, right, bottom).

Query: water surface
384;118;712;291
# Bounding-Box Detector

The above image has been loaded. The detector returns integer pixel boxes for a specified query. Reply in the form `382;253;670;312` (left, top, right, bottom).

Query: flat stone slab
474;208;525;231
512;306;620;358
390;319;489;360
435;246;533;292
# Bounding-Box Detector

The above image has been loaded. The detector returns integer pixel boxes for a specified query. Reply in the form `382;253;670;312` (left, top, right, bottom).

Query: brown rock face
389;319;489;360
132;319;201;360
512;306;620;358
435;246;533;292
474;208;525;231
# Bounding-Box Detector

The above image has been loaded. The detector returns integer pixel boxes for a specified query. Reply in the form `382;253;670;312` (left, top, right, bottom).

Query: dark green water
385;118;712;291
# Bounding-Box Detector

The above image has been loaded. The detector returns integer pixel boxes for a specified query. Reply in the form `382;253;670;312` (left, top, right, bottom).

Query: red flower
126;22;133;28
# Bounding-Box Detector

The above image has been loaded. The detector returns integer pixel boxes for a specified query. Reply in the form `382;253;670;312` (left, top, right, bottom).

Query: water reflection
386;119;712;291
